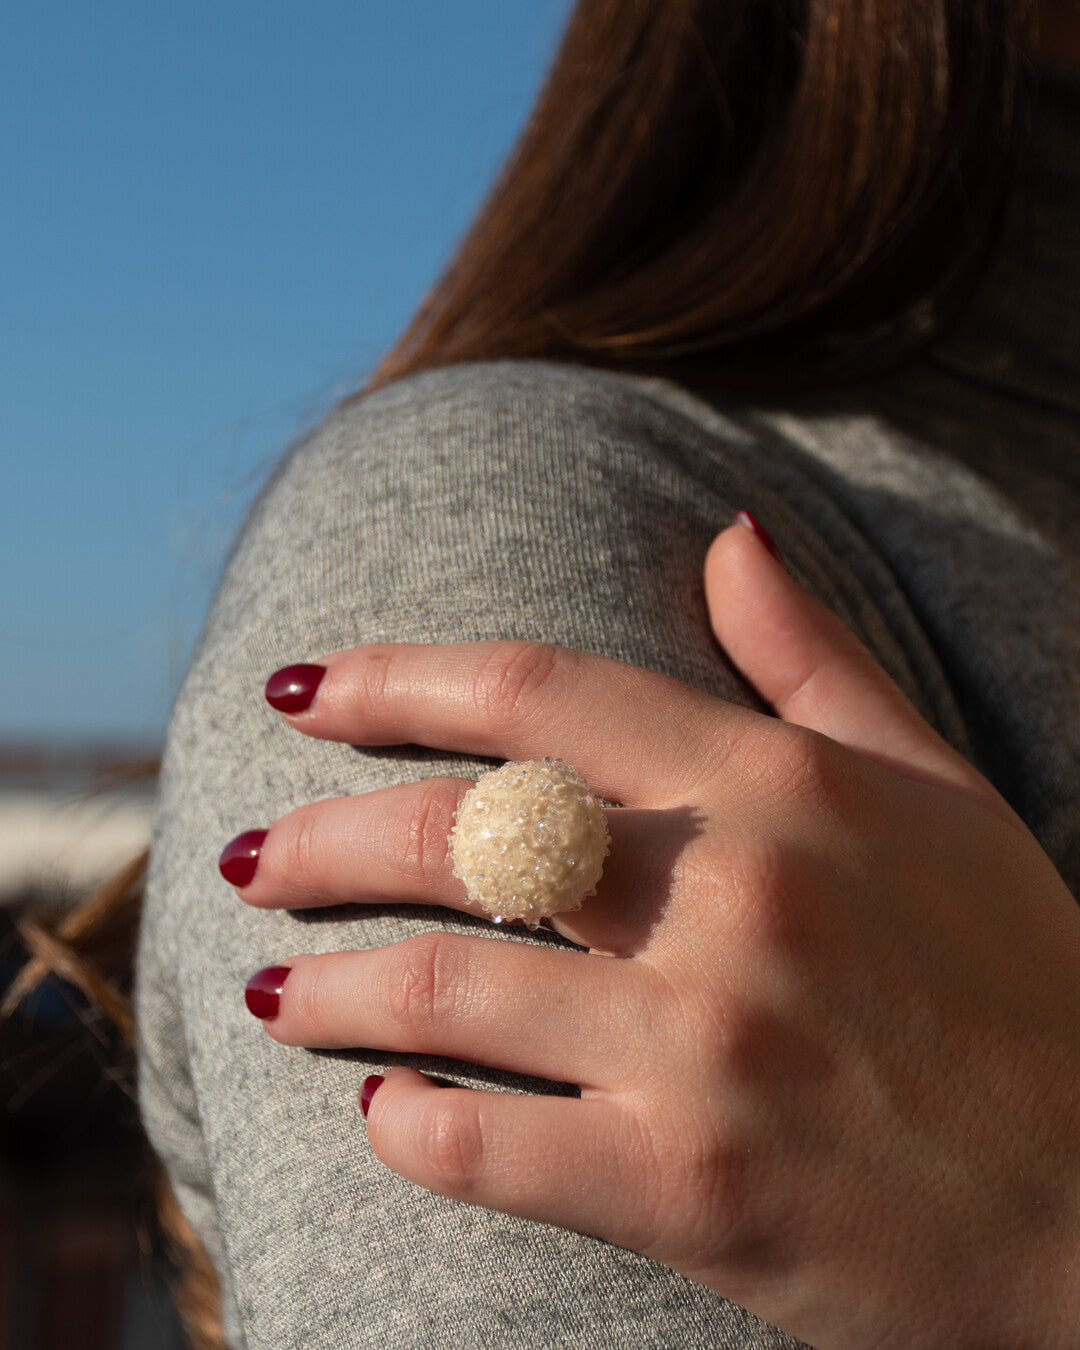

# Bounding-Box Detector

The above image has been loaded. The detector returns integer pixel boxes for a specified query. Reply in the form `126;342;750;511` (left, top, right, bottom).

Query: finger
363;1067;656;1253
704;515;994;798
256;932;649;1092
232;777;477;910
264;639;763;809
225;777;675;955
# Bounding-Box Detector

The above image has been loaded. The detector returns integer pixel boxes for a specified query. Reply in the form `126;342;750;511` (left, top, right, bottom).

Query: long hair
3;3;1032;1345
363;0;1028;394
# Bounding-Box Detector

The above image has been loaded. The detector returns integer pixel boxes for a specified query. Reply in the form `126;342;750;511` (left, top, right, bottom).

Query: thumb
705;511;991;798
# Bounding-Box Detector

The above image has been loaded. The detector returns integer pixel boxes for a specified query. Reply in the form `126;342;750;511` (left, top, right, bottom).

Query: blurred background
1;3;571;1344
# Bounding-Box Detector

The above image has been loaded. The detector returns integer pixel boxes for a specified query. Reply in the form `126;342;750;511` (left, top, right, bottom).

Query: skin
226;519;1080;1349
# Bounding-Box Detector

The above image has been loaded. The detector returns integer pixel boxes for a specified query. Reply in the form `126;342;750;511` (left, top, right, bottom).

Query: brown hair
364;0;1029;395
4;1;1033;1344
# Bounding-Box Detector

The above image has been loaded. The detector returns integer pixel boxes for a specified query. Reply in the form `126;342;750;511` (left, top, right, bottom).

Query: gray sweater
135;58;1079;1350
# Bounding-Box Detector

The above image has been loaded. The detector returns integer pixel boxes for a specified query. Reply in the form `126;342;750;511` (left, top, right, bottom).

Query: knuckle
683;1126;754;1259
417;1096;485;1194
621;1105;751;1264
283;807;321;883
397;782;455;888
472;641;566;733
723;832;810;950
753;722;849;816
357;645;396;714
654;965;732;1081
385;933;461;1040
619;1109;670;1253
640;990;756;1260
612;980;760;1264
681;716;757;796
289;958;332;1040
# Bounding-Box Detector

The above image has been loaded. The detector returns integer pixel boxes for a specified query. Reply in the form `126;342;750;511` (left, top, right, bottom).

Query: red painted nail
219;829;269;888
265;663;326;714
733;509;782;562
360;1075;385;1119
244;965;291;1020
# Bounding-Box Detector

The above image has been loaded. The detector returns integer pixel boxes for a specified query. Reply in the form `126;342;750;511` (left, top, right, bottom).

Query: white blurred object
0;790;155;903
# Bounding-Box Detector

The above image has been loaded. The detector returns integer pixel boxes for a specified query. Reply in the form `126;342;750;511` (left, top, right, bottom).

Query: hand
222;515;1080;1350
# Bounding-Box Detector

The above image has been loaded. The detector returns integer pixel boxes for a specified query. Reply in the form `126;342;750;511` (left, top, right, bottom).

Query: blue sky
3;1;572;745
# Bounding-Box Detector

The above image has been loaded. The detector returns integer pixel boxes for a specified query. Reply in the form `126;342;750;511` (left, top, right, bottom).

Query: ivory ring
449;757;611;930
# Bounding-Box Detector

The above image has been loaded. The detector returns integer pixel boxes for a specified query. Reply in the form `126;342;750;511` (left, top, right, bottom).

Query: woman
131;0;1080;1345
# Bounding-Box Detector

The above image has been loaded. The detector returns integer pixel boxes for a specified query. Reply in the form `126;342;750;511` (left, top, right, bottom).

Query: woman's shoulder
323;357;720;427
227;357;763;574
185;358;761;687
280;357;755;484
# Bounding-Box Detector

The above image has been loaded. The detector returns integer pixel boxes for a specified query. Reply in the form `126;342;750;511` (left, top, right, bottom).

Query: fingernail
245;965;291;1020
733;510;782;562
265;663;326;714
360;1075;385;1118
219;829;269;888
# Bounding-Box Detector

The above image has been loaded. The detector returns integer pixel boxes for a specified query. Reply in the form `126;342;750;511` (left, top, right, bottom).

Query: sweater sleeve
135;358;972;1350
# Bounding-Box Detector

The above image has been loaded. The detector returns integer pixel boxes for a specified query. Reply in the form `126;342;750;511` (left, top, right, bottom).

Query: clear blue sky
3;1;572;746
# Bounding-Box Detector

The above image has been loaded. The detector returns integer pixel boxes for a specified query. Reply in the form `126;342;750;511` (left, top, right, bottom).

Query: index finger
265;640;761;808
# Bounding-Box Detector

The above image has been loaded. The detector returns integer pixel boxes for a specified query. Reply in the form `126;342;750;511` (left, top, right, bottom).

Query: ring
449;757;611;931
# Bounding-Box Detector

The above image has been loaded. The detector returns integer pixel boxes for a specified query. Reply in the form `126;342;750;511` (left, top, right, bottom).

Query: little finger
363;1067;660;1255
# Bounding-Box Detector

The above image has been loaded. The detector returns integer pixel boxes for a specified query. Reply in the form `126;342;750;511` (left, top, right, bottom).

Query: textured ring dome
449;757;611;929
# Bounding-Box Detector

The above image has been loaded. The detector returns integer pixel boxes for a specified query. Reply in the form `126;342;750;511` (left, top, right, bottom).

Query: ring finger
222;776;683;955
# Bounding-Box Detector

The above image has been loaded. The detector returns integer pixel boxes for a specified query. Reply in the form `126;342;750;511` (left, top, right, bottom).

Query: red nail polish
265;663;326;714
245;965;291;1019
219;829;269;888
733;510;782;562
360;1075;385;1118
